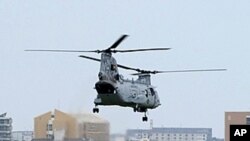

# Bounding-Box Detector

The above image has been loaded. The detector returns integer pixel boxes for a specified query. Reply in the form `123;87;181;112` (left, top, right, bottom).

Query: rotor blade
131;73;146;75
79;55;101;62
131;69;226;75
79;55;142;72
155;69;227;74
117;64;141;72
113;48;171;53
25;49;100;53
108;34;128;50
79;55;226;75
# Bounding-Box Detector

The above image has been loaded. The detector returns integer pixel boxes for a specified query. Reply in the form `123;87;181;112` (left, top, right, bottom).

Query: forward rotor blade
155;69;227;74
108;34;128;50
25;47;170;54
113;48;171;53
25;49;100;53
79;55;101;62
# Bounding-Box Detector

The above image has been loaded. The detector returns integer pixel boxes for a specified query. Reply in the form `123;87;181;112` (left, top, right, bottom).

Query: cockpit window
149;88;155;96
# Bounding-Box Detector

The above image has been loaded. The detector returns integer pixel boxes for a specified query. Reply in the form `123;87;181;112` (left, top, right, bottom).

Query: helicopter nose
155;100;161;107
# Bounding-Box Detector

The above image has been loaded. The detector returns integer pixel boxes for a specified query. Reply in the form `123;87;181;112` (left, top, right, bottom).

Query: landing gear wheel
134;104;138;112
93;108;99;113
142;111;148;122
142;116;148;122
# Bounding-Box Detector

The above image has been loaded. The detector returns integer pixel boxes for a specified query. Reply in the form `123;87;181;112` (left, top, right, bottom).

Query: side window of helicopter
149;88;155;96
144;90;148;97
111;64;116;71
115;74;119;81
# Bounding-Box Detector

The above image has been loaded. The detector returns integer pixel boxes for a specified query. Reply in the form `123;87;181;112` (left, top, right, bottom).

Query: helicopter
26;34;226;122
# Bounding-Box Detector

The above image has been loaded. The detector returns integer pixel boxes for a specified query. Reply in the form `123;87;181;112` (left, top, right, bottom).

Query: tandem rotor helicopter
26;35;226;122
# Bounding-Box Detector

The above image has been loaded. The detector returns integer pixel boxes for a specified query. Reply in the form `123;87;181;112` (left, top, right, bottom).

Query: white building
110;134;125;141
12;131;33;141
0;113;12;141
126;127;212;141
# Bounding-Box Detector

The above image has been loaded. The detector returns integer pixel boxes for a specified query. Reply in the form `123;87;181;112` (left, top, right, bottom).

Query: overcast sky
1;0;250;138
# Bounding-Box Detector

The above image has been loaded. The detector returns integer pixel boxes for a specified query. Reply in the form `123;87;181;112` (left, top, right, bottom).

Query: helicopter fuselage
92;52;161;113
94;78;161;112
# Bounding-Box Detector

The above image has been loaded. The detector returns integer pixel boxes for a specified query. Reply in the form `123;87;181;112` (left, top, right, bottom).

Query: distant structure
110;134;125;141
126;127;212;141
225;111;250;141
33;109;109;141
212;137;224;141
0;113;12;141
12;131;33;141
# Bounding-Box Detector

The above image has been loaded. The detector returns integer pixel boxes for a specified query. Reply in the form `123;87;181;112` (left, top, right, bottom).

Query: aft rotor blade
131;68;227;75
79;55;101;62
25;49;100;53
155;69;227;74
117;64;141;72
108;34;128;50
113;47;171;53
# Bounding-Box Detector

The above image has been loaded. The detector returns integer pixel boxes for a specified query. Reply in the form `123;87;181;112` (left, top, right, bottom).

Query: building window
247;116;250;125
47;124;53;131
47;134;54;139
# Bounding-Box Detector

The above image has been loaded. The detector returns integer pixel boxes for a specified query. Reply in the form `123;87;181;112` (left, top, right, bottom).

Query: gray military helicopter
26;35;226;121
